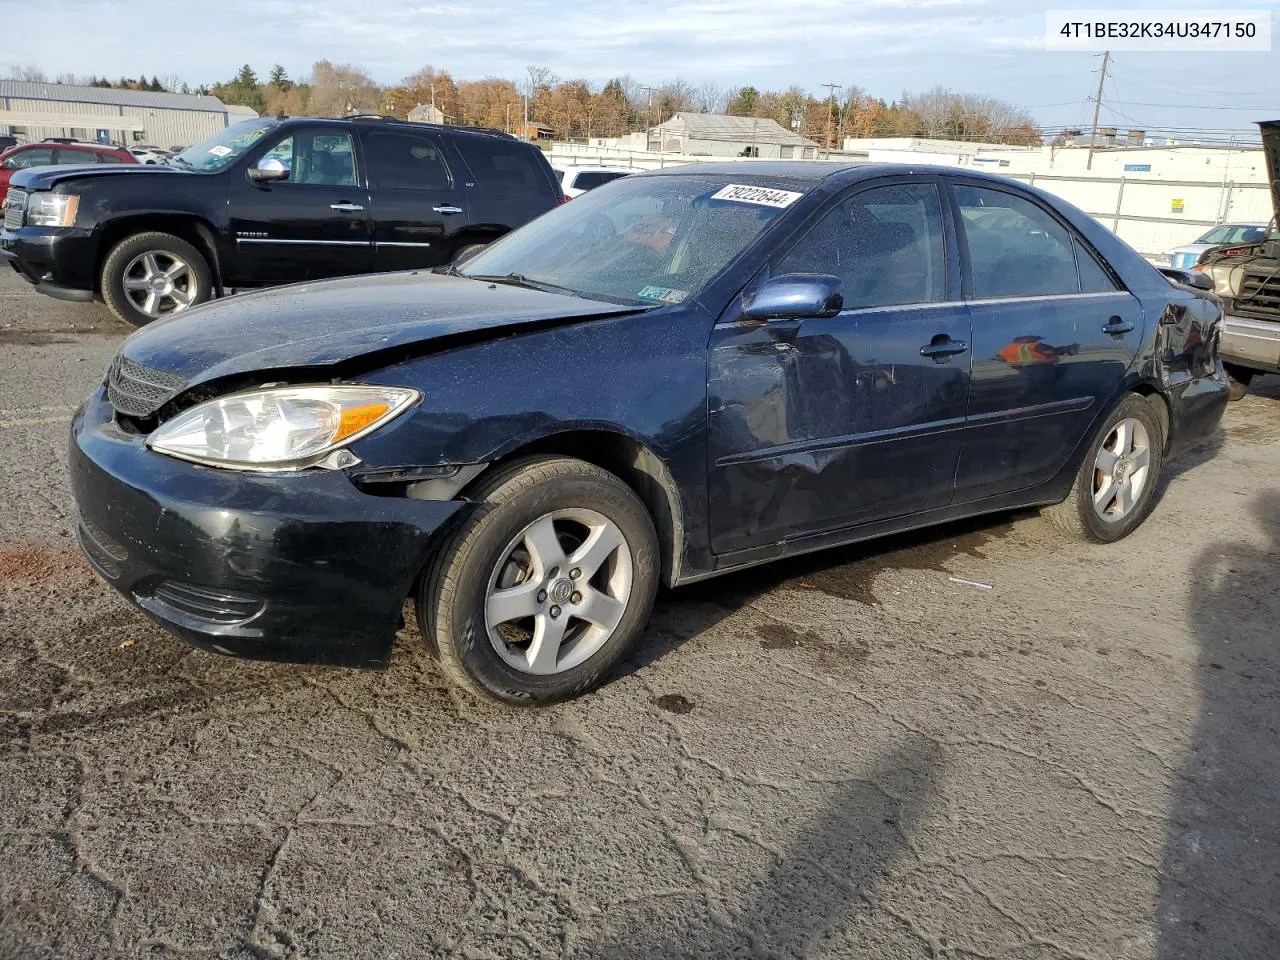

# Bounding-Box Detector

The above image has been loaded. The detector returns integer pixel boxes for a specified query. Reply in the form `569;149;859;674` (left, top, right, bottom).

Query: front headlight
25;193;79;228
147;385;419;471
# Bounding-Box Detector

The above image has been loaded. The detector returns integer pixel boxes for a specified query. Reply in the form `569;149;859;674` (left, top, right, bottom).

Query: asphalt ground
1;267;1278;959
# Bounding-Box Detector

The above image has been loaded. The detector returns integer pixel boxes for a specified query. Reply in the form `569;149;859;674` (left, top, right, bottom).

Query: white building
616;113;821;159
0;81;252;150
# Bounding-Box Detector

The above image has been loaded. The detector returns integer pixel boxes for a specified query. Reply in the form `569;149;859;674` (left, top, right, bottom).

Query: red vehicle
0;141;136;204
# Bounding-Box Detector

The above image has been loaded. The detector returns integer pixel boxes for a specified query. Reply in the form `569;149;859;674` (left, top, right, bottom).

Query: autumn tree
308;60;379;116
457;78;522;130
590;78;634;137
381;66;460;120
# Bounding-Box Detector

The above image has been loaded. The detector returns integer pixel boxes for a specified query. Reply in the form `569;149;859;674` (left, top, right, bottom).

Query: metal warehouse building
0;81;257;150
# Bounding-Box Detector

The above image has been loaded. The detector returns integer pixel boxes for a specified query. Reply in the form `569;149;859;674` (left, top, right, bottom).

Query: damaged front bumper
69;387;467;667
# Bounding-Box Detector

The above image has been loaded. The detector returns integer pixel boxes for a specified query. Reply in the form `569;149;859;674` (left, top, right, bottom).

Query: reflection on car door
947;180;1142;501
227;127;372;285
707;179;972;555
363;128;463;271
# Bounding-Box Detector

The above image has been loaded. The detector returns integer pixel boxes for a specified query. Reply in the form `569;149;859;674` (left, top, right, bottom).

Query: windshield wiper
465;273;583;298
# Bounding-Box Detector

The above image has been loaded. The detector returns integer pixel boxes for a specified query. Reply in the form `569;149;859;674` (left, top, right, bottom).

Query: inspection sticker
709;184;804;208
637;285;688;304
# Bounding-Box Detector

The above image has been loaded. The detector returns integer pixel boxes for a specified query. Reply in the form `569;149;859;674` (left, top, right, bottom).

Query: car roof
634;160;1038;189
562;165;639;173
23;141;118;151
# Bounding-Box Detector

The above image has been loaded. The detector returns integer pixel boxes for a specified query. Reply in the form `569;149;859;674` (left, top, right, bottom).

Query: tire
1224;363;1254;402
452;242;488;264
1044;394;1165;543
418;455;659;705
100;231;212;327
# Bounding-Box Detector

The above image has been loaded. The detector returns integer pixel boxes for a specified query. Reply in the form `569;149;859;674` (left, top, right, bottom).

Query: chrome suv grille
106;354;186;418
3;188;25;230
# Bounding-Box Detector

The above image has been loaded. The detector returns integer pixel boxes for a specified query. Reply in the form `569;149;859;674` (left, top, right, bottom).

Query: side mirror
1158;266;1214;291
248;156;290;184
741;274;844;321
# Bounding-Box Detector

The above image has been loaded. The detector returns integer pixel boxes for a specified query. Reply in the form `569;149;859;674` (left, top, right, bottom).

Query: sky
3;0;1277;140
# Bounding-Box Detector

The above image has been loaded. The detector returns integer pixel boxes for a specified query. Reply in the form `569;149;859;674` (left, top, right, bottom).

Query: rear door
450;135;561;239
362;126;464;271
707;178;971;554
227;125;373;285
948;179;1142;502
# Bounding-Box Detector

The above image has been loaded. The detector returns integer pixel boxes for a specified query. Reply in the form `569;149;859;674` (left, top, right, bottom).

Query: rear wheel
100;231;211;327
419;456;659;704
1224;363;1254;402
1045;394;1164;543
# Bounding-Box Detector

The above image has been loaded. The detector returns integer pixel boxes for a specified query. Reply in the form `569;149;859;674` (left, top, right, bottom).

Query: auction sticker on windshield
637;285;688;304
710;184;804;208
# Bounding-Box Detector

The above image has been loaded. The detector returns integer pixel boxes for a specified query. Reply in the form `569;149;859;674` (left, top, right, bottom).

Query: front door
227;126;372;285
708;180;971;556
361;127;464;271
947;180;1143;502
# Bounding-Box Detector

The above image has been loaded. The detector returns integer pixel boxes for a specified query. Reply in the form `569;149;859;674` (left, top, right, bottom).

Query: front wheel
100;232;211;327
1224;363;1254;402
1044;394;1165;543
419;456;659;705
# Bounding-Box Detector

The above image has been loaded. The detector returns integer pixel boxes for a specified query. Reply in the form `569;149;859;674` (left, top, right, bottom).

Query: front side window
955;184;1079;298
1196;224;1267;245
460;175;799;305
778;182;947;310
264;132;357;186
4;147;55;169
364;130;450;190
170;119;277;173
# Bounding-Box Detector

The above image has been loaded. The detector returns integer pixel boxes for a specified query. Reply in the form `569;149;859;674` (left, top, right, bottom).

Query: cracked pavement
2;268;1278;959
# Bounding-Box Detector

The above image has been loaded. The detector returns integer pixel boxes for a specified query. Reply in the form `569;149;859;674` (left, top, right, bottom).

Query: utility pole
821;82;841;150
640;85;657;148
1086;50;1109;171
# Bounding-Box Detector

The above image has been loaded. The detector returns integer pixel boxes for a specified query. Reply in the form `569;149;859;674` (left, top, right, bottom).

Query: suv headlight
148;385;419;471
25;193;79;228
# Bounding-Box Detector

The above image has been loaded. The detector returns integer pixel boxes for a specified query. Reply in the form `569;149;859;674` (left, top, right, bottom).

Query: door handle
920;336;969;363
330;202;364;212
432;205;463;215
1102;315;1134;337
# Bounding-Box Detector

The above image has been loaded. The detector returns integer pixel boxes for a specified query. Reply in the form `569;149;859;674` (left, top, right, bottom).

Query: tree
214;64;266;112
269;65;292;92
308;60;379;117
457;78;522;130
725;86;759;116
149;76;164;92
9;65;47;82
692;80;728;115
382;66;459;120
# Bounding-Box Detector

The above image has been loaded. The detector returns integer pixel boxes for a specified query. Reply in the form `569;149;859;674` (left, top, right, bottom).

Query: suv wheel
419;456;659;705
101;232;212;327
1044;394;1165;543
1224;363;1254;401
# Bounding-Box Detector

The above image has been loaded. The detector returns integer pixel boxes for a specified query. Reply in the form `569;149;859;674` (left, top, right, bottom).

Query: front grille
106;354;186;418
3;189;25;230
1236;267;1280;320
149;581;264;624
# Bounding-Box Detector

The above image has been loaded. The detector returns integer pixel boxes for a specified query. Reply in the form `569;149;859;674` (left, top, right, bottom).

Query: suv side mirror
742;274;844;321
248;156;290;184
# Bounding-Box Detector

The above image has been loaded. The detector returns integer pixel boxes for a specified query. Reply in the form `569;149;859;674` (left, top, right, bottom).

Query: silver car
1166;222;1269;270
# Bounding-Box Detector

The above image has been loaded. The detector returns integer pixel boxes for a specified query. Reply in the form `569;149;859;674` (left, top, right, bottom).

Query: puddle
758;622;805;649
755;622;871;670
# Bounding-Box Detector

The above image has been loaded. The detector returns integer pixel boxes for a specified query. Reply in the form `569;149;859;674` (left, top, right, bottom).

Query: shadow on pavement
586;738;942;958
1158;490;1280;957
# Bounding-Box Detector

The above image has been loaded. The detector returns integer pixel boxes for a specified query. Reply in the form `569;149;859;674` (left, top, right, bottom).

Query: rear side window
98;153;125;165
1074;238;1118;293
779;182;948;310
56;147;101;164
364;130;451;190
452;137;555;198
3;147;54;169
954;184;1079;298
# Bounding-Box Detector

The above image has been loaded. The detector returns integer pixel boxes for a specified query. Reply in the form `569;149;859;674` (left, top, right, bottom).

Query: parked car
1166;221;1270;270
0;135;17;152
1197;122;1280;400
0;140;134;204
69;163;1228;704
129;146;173;165
1;116;563;326
553;164;640;198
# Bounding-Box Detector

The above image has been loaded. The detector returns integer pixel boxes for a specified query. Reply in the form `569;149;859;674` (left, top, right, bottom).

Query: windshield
171;119;278;172
459;175;803;305
1195;224;1267;245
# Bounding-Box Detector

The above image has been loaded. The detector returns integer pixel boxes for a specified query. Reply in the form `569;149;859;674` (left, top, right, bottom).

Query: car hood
120;271;645;389
11;163;186;190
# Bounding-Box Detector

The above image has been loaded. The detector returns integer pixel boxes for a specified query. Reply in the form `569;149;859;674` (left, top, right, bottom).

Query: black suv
0;116;562;325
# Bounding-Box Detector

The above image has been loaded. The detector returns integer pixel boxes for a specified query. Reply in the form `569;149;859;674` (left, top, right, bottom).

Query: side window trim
768;175;956;313
944;176;1126;300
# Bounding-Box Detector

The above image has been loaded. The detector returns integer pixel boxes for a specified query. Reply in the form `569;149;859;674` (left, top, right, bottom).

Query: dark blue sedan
71;162;1228;703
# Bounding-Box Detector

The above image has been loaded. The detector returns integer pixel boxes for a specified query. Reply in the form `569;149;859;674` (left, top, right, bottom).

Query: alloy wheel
484;507;634;675
1091;417;1152;522
121;251;196;319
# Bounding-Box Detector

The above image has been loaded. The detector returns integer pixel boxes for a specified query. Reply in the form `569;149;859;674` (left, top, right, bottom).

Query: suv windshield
458;175;802;304
171;119;278;172
1196;224;1267;245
